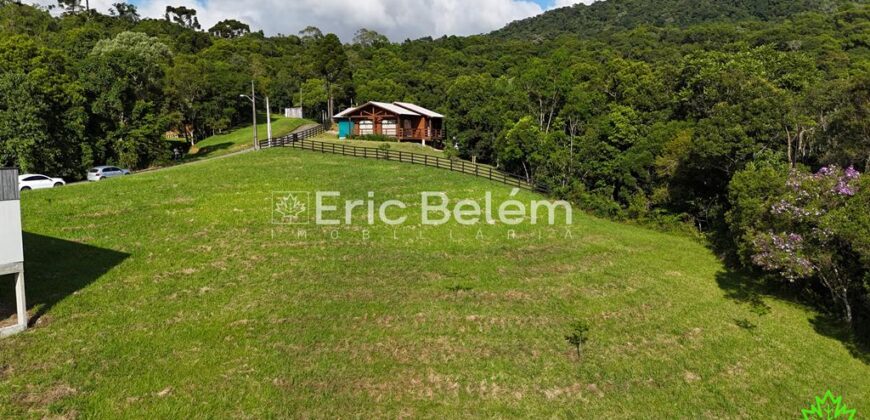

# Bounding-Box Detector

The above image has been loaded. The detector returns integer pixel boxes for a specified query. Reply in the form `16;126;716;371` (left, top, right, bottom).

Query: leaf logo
272;192;310;224
802;391;856;420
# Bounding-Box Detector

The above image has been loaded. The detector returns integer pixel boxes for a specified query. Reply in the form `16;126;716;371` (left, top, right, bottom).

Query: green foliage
729;163;869;334
208;19;250;39
0;35;87;177
498;116;550;181
565;320;590;358
164;5;200;30
493;0;851;40
109;3;139;22
726;157;791;265
300;78;328;113
82;31;173;169
355;78;407;103
352;28;389;48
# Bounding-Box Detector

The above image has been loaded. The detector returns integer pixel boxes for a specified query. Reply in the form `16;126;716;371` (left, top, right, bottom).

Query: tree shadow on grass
715;270;773;317
0;233;129;327
716;269;870;364
188;142;236;160
808;313;870;364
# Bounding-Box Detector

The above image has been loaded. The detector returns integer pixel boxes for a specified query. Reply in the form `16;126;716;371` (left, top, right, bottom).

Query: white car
18;174;66;191
87;166;130;182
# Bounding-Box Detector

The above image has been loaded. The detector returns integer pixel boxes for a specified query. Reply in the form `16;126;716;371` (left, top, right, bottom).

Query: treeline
0;1;348;177
1;0;869;338
492;0;851;39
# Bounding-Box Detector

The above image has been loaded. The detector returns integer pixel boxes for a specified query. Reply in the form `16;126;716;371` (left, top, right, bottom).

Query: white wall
0;200;23;265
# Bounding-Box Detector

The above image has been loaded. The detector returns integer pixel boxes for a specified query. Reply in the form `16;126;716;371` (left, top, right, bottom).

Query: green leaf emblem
802;391;856;420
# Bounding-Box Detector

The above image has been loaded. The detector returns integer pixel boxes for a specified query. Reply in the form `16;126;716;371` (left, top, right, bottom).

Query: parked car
18;174;65;191
87;166;130;182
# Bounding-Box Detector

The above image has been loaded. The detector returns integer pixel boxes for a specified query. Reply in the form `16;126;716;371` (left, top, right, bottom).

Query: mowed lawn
310;133;448;157
0;148;868;417
186;115;312;160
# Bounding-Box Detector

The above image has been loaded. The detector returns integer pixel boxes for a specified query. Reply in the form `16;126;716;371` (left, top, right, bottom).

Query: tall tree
164;6;200;30
82;31;173;169
0;36;86;177
109;3;139;22
315;33;351;120
209;19;250;39
352;28;389;48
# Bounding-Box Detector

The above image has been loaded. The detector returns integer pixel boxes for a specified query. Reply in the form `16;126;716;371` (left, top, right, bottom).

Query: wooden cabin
333;101;444;144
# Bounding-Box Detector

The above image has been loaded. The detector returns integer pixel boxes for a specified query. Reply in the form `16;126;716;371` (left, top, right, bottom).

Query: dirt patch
18;383;78;407
683;371;701;383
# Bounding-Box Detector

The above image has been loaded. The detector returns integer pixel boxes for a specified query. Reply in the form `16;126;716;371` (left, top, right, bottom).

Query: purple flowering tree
750;165;862;322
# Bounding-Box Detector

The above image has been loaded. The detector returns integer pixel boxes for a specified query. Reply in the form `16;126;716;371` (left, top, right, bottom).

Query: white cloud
29;0;601;41
135;0;547;42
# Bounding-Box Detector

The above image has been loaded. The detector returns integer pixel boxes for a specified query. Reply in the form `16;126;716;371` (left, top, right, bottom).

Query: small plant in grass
565;320;590;359
443;144;459;160
377;143;391;159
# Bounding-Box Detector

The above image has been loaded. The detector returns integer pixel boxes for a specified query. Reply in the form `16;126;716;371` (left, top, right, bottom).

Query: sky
33;0;596;41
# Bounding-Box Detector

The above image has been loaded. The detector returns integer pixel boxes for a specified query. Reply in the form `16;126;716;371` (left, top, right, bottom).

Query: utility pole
239;80;259;150
252;81;258;150
266;95;272;146
298;85;303;119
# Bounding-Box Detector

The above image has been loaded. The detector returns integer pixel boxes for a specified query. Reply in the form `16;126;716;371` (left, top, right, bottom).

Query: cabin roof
332;107;359;118
372;101;420;116
393;102;445;118
333;101;444;119
334;101;418;118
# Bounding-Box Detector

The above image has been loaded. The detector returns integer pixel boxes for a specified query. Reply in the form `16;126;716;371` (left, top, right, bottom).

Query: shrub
730;163;867;327
565;320;590;358
376;143;391;158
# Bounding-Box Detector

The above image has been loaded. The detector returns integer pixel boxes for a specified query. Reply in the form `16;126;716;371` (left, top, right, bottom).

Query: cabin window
382;119;397;136
359;120;373;135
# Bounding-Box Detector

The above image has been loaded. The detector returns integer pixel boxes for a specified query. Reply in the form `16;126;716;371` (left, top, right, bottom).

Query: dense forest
494;0;849;39
1;0;869;339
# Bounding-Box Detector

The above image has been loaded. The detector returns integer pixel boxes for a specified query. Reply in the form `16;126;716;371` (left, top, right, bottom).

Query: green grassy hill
0;149;867;417
185;115;312;160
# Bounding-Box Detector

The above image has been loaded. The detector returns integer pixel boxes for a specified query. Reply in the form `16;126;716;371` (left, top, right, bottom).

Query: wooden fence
260;131;548;193
259;124;325;148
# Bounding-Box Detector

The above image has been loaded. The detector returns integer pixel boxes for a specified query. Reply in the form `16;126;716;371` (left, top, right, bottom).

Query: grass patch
0;148;867;417
187;115;312;160
312;133;447;157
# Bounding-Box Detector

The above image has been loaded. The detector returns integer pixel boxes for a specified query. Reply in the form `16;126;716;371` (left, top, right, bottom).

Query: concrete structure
284;107;303;119
0;168;26;338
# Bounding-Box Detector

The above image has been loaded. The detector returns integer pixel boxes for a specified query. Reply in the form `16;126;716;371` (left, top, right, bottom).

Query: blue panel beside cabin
338;120;352;138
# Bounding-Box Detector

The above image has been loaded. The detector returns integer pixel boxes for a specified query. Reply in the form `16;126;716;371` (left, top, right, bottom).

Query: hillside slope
0;149;867;417
493;0;849;39
185;116;313;160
